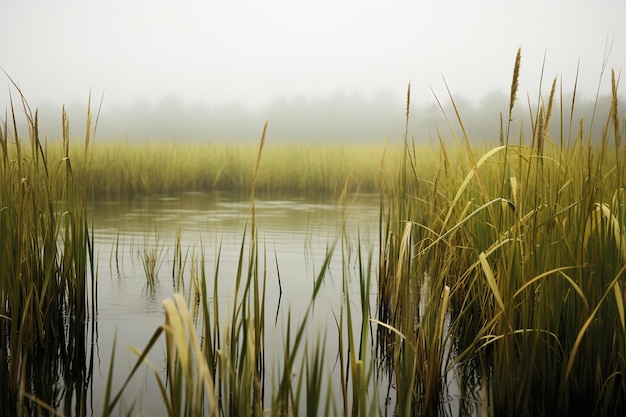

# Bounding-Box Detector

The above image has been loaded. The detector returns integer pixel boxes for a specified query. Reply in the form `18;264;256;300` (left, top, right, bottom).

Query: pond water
87;191;381;415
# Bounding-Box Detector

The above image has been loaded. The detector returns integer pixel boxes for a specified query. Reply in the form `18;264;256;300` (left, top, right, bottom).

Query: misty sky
3;0;625;108
1;1;626;143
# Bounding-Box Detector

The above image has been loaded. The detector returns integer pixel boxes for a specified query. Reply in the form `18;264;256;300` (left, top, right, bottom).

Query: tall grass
0;82;97;415
378;50;626;416
5;54;625;416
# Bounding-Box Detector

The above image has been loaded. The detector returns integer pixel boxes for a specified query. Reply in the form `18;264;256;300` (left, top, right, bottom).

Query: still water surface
88;191;380;414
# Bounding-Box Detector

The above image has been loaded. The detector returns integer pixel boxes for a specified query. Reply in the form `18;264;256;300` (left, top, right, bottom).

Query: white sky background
2;0;626;111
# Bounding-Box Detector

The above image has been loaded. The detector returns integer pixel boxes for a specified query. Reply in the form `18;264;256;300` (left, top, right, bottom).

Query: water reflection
1;234;97;416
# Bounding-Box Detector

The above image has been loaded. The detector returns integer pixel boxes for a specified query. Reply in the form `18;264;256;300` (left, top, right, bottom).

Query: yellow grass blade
479;252;505;312
393;222;413;305
369;318;407;340
163;298;189;372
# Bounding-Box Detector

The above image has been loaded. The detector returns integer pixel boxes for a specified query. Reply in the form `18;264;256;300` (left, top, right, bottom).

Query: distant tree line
19;89;626;145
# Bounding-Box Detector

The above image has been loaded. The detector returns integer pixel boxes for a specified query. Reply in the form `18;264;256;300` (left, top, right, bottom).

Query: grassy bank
55;141;402;199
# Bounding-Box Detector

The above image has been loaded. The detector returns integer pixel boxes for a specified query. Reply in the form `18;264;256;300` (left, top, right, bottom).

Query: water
87;191;380;415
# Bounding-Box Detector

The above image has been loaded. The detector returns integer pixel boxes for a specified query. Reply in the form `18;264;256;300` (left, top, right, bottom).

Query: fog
28;88;624;146
2;0;626;143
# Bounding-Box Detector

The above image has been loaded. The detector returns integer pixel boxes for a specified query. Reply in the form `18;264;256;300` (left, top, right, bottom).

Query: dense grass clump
379;50;626;416
0;87;97;415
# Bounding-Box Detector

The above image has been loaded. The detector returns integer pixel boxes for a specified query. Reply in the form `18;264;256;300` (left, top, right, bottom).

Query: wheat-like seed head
611;69;621;148
405;82;411;122
536;106;545;156
509;48;522;118
545;77;557;125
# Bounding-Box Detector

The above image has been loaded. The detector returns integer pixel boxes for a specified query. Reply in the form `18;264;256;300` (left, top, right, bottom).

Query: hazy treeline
15;89;626;144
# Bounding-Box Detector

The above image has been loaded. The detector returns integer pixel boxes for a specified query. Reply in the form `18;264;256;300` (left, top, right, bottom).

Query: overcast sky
2;0;625;112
